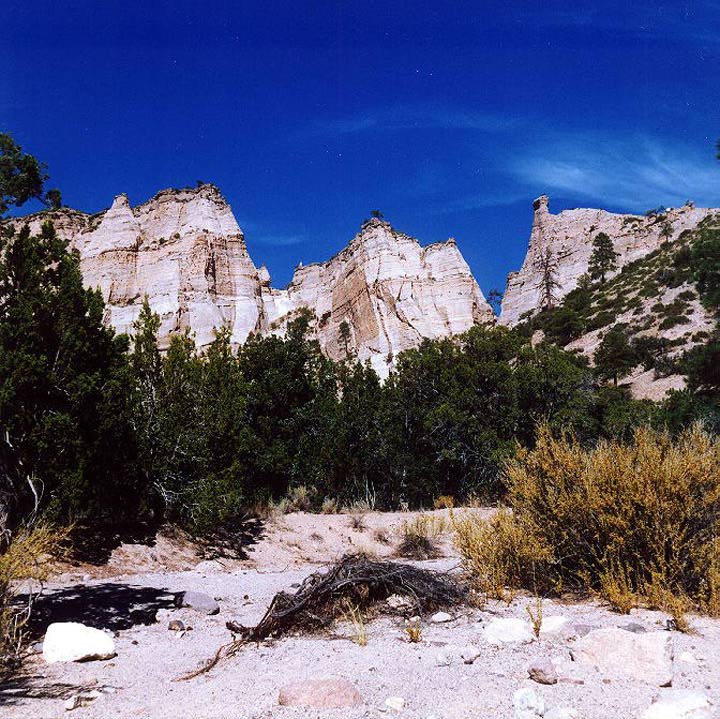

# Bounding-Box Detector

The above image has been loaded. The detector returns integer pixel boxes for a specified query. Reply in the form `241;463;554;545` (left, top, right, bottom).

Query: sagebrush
455;424;720;616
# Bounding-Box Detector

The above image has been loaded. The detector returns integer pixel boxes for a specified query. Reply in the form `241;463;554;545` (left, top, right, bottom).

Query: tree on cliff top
0;133;60;216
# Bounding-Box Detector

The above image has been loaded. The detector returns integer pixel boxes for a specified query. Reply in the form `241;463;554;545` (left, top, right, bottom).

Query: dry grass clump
0;524;68;674
433;495;455;509
455;424;720;619
396;514;447;560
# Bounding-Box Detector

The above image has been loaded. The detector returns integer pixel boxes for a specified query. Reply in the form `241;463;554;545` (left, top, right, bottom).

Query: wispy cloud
510;133;720;210
250;233;306;247
313;106;514;137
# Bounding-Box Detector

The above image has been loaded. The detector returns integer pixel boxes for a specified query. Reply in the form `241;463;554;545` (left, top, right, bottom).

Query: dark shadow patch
16;583;178;640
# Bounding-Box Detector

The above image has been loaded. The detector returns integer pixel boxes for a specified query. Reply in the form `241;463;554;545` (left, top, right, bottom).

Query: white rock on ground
176;590;219;615
570;627;674;687
459;644;481;664
385;696;406;711
513;687;545;719
539;615;571;637
430;611;453;624
278;678;363;709
483;617;535;645
641;689;713;719
43;622;115;663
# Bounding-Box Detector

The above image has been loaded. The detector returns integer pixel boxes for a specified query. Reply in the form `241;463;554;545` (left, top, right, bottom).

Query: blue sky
3;1;720;294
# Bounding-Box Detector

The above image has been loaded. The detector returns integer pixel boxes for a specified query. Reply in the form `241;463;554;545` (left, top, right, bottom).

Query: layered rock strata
8;185;493;376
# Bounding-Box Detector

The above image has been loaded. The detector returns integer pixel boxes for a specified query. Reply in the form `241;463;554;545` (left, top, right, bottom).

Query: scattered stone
570;628;673;687
175;590;219;615
385;696;406;711
483;617;535;645
528;657;558;685
435;650;454;667
460;645;481;664
168;619;185;631
621;622;648;634
539;615;570;637
431;611;453;624
43;622;116;663
64;690;101;711
641;689;713;719
513;687;545;719
278;678;362;709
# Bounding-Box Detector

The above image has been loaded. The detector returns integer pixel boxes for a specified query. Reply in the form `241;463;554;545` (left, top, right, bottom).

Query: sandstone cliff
8;185;492;376
499;195;714;325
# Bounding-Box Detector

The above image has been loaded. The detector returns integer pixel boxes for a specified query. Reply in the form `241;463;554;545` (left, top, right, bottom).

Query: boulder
641;690;713;719
168;619;185;631
431;611;453;624
483;617;535;645
278;678;362;709
570;628;673;687
528;657;558;685
514;687;545;719
43;622;115;663
176;590;219;615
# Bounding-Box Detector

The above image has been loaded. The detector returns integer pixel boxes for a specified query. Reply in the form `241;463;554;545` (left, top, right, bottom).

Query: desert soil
2;508;718;719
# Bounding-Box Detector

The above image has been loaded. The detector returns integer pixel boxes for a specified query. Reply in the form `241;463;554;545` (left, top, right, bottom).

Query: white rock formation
43;622;116;663
500;195;715;325
9;185;492;377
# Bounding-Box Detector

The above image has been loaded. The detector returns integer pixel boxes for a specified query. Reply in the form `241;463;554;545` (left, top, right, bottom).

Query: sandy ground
2;509;719;719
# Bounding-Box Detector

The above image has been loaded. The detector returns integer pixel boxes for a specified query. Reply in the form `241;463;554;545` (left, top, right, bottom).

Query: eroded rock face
500;195;715;326
8;186;492;376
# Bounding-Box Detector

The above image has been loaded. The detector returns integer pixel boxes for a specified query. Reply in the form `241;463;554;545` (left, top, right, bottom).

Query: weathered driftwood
180;553;465;679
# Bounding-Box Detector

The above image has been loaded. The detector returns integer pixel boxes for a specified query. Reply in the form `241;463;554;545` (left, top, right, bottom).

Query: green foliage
690;217;720;311
0;133;49;217
0;222;144;528
594;325;638;385
588;232;618;284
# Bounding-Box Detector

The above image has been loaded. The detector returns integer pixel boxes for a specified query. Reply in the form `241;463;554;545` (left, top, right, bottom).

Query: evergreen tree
0;133;59;216
0;222;143;528
594;325;637;386
588;232;618;284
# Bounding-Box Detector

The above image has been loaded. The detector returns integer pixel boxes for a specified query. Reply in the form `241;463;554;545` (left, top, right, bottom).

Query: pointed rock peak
258;264;271;286
447;236;457;245
110;193;131;211
533;195;550;214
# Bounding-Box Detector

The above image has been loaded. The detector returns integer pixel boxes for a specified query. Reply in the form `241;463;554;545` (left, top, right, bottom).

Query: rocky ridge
500;195;716;325
8;185;493;377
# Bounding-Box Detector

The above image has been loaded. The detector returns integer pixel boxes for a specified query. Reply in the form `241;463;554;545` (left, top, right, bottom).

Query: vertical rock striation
7;185;492;374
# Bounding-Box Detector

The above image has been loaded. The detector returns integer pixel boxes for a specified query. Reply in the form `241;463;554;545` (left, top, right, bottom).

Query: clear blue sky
3;1;720;293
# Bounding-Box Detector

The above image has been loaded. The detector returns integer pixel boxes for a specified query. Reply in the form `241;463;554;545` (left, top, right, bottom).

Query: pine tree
594;326;637;386
588;232;619;284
